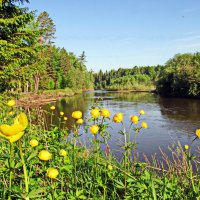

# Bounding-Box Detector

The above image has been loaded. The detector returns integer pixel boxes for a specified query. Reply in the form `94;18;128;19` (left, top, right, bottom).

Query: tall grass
0;99;199;199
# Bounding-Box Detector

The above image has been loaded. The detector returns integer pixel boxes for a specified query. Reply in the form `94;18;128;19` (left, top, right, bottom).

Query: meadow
0;99;199;200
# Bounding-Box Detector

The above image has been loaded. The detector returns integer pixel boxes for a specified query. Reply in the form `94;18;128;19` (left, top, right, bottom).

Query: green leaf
28;187;46;198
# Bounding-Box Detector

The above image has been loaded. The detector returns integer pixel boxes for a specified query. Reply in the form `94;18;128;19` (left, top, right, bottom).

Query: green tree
0;0;40;92
157;53;200;97
37;11;56;45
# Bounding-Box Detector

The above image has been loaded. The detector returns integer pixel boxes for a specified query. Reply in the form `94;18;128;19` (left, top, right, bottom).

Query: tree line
94;66;161;91
0;0;93;93
1;1;199;98
94;53;200;98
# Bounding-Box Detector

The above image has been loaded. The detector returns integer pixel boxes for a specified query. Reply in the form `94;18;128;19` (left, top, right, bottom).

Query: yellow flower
7;100;16;107
76;118;84;124
38;150;52;161
130;115;139;124
50;106;55;110
59;149;67;157
29;139;39;147
101;108;110;118
64;116;68;121
47;168;59;179
113;113;123;123
72;111;82;119
60;111;64;116
184;145;189;150
141;121;148;129
8;111;14;116
0;113;28;143
196;129;200;138
108;164;113;171
139;110;145;115
89;125;99;135
91;108;100;118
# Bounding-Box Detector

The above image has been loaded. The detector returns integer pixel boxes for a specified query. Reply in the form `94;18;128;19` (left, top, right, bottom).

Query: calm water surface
43;91;200;160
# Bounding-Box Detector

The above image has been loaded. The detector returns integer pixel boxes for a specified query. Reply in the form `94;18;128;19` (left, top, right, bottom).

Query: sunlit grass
0;99;199;199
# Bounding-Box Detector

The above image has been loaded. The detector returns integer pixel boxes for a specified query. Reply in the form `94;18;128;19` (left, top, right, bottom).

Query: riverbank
106;89;156;93
1;98;199;199
16;88;83;107
16;88;155;108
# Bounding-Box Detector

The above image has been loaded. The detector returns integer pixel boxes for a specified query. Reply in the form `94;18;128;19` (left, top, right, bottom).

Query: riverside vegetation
1;1;200;198
0;0;93;94
0;99;200;199
94;52;200;98
1;0;200;99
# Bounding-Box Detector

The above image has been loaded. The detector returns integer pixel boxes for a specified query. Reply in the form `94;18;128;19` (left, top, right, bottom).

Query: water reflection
159;97;200;123
42;94;94;130
42;91;200;160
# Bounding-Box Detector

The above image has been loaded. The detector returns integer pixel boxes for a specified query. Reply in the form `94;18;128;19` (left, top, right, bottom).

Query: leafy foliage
0;101;199;199
156;53;200;98
0;1;93;93
94;66;160;91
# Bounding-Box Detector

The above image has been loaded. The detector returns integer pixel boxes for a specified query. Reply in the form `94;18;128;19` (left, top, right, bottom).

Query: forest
0;0;93;94
1;0;200;99
94;53;200;98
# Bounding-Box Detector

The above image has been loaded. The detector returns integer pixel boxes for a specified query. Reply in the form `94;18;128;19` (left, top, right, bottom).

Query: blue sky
25;0;200;72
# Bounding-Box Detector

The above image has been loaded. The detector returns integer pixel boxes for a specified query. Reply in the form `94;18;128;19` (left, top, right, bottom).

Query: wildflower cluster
0;99;199;199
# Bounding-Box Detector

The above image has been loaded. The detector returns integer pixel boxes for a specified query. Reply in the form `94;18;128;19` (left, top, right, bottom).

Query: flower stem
8;142;13;200
188;137;197;194
18;140;29;200
133;130;139;164
73;133;77;191
121;122;127;198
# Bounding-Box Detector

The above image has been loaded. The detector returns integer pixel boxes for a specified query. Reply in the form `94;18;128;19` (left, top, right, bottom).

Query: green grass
0;101;199;199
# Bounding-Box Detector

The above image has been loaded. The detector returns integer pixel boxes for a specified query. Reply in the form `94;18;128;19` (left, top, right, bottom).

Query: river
42;90;200;161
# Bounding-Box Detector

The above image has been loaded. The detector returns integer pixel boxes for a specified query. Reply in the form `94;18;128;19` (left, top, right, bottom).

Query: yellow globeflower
113;113;123;123
7;100;16;107
184;145;189;150
141;121;148;129
64;116;68;121
130;115;139;124
90;108;100;118
29;139;39;147
108;164;113;171
196;129;200;138
59;149;67;157
139;110;145;115
76;118;84;124
72;111;82;119
89;125;99;135
38;150;52;161
0;113;28;143
8;111;14;116
60;111;64;116
50;106;55;110
101;108;110;118
47;168;59;179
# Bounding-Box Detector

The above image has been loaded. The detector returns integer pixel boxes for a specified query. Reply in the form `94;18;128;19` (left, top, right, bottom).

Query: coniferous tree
37;11;56;45
0;0;40;92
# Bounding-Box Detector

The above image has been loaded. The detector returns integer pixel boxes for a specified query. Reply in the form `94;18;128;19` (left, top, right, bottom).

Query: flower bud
7;100;16;107
72;111;82;119
29;139;39;147
89;125;99;135
38;150;52;161
101;108;110;118
113;113;123;123
47;168;59;179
